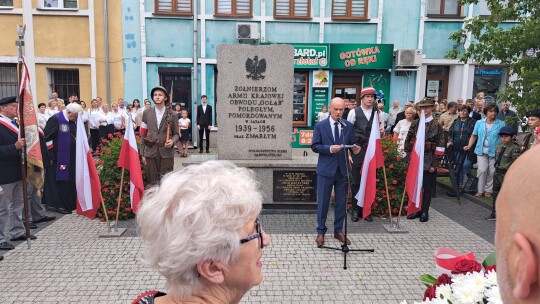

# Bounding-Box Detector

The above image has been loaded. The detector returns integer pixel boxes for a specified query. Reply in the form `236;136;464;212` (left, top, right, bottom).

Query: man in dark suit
311;97;360;247
196;95;212;153
140;86;179;185
0;96;36;251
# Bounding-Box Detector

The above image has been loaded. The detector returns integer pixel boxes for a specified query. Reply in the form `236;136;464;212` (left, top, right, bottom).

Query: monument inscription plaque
273;170;317;202
217;44;294;160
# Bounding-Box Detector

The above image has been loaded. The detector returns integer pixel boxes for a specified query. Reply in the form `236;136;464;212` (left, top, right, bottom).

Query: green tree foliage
447;0;540;118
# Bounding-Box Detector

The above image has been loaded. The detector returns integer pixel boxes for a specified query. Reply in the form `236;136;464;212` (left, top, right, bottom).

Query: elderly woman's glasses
240;219;263;249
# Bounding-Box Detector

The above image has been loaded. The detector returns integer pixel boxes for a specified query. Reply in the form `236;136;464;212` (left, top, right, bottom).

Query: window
215;0;252;17
49;69;79;101
427;0;462;17
0;0;14;7
274;0;310;18
155;0;192;15
0;64;18;98
41;0;78;9
332;0;367;20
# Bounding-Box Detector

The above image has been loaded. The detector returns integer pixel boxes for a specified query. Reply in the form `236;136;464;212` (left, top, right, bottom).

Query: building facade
0;0;124;105
116;0;516;148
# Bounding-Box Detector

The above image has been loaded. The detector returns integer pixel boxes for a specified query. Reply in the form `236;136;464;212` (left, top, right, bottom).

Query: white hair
137;160;262;299
65;102;83;114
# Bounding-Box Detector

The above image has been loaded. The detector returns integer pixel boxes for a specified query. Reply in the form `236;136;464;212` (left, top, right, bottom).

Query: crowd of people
311;87;540;249
0;86;202;261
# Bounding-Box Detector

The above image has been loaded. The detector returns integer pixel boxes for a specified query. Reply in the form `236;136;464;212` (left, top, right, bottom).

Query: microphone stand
319;120;374;270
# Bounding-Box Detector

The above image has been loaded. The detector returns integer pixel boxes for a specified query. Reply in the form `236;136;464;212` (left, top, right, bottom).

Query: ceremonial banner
18;57;44;193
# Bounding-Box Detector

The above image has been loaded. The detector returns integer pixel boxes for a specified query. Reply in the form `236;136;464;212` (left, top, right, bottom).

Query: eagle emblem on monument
245;56;266;80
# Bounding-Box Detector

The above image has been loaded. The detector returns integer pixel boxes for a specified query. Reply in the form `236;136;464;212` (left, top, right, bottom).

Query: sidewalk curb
436;181;492;210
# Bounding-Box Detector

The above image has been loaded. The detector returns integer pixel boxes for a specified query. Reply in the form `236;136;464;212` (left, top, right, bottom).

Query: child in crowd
486;126;520;220
178;109;191;157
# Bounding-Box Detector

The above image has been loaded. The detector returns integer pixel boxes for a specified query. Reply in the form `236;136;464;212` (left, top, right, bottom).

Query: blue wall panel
145;19;194;58
205;20;242;59
423;21;462;59
324;23;377;43
265;22;319;44
123;2;143;102
382;0;420;48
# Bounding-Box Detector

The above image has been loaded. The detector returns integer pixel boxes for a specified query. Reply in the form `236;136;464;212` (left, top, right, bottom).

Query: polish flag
75;115;102;219
117;113;144;213
405;110;426;216
355;112;385;219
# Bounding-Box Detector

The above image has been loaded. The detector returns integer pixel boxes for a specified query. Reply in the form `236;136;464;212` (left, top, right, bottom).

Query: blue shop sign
475;69;502;76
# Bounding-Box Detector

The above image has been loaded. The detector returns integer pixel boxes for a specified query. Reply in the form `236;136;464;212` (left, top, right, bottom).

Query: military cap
417;97;435;108
526;109;540;118
150;86;169;100
0;96;17;106
498;126;516;136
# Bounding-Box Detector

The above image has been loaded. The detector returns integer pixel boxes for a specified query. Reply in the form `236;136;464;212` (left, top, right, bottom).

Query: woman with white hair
134;160;271;304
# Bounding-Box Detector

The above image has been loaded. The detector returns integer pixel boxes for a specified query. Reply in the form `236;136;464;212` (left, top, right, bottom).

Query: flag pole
396;186;408;229
99;193;112;232
16;25;32;249
114;167;126;231
381;164;393;225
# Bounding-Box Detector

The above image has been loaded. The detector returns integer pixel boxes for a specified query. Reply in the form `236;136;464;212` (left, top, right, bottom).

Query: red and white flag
405;110;426;216
75;115;102;219
117;113;144;213
18;57;44;193
355;112;385;219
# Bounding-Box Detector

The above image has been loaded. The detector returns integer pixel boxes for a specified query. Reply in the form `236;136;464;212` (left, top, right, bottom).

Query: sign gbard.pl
293;44;329;69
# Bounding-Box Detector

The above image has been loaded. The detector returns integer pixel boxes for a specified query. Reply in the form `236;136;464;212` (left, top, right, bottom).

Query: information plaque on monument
217;44;294;160
273;170;317;202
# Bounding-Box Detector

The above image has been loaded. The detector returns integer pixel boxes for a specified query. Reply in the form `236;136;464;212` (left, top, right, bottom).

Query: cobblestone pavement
0;185;495;304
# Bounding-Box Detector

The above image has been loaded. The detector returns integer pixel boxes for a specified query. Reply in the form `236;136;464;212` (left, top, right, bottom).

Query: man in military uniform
523;109;540;152
0;96;36;251
405;97;446;222
486;126;520;220
347;87;381;222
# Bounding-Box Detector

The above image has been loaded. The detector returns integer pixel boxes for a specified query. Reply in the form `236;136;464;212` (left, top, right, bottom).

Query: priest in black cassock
43;103;83;214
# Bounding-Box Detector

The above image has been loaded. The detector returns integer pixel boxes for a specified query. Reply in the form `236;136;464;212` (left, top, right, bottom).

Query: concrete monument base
182;155;318;205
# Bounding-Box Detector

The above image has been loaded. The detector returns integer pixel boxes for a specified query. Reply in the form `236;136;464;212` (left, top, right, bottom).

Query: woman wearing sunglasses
135;160;270;304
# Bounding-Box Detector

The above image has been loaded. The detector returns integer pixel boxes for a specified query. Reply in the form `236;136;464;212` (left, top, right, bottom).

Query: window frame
214;0;253;18
331;0;369;21
426;0;464;18
0;0;14;8
154;0;193;16
0;64;18;98
273;0;312;20
49;68;80;101
39;0;79;10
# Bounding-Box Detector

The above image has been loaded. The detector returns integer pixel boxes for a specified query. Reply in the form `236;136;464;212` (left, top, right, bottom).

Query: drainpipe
192;0;199;147
104;0;110;105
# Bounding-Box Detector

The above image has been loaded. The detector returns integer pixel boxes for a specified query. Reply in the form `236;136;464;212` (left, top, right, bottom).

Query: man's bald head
329;97;345;121
496;145;540;303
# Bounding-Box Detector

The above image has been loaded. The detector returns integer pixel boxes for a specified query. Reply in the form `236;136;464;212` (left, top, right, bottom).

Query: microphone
337;118;347;128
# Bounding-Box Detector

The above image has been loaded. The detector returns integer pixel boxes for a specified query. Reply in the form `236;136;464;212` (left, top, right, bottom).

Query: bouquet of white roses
402;248;501;304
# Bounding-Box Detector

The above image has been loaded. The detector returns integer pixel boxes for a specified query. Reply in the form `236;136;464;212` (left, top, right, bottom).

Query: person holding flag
404;97;446;222
347;87;382;222
0;96;36;251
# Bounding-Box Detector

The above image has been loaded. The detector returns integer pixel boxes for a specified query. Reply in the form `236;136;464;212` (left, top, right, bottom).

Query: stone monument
217;44;294;160
184;44;318;206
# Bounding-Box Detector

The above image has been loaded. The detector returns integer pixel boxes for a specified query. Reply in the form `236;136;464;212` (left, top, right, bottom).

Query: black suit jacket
0;118;22;184
197;104;212;126
471;111;482;121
